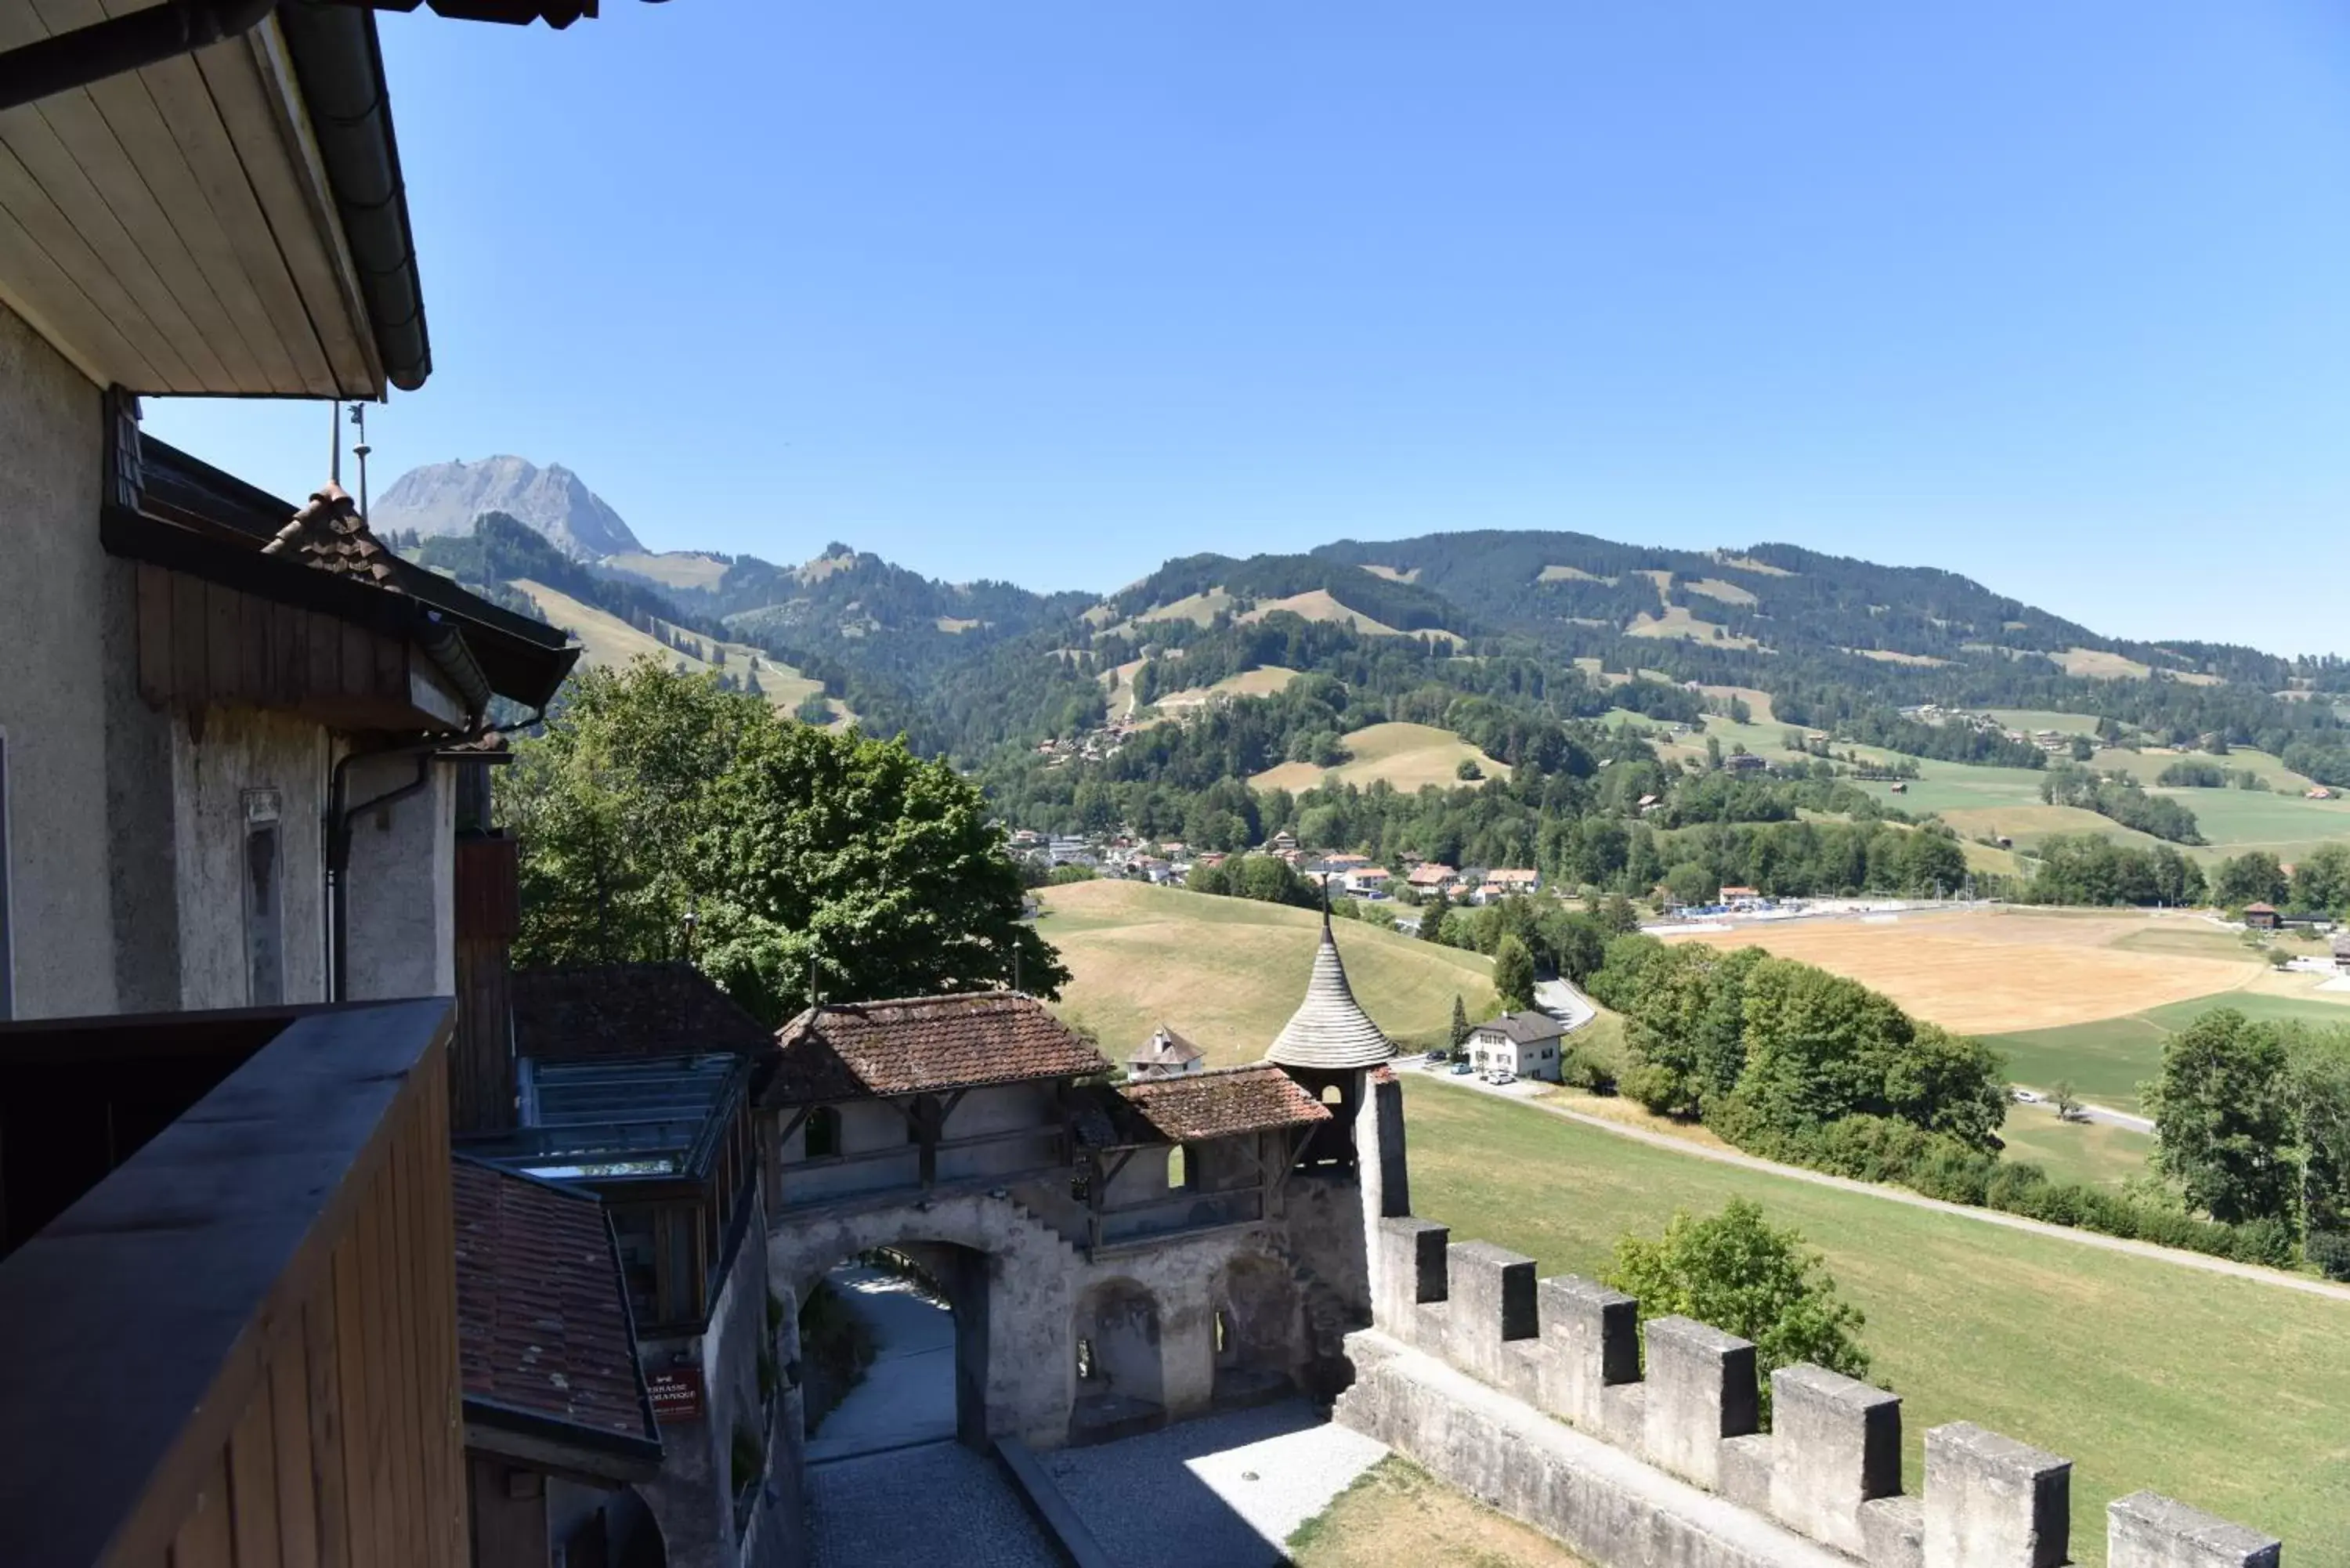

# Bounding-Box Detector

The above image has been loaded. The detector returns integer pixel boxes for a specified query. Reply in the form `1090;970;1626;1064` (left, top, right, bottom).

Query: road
804;1265;957;1463
1405;1060;2350;1302
2012;1091;2153;1135
1531;977;1596;1031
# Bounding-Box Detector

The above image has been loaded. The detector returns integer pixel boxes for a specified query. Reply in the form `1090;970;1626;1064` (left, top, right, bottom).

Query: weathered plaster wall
0;298;110;1019
342;753;455;1000
169;707;330;1008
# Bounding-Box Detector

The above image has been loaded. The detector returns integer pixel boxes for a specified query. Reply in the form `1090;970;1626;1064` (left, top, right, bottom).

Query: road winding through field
1413;1063;2350;1302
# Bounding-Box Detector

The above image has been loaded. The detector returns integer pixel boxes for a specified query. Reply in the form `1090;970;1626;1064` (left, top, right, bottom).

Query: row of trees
2143;1009;2350;1274
2039;763;2205;845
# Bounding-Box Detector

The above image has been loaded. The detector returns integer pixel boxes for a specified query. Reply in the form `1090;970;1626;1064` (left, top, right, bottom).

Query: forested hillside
385;500;2350;909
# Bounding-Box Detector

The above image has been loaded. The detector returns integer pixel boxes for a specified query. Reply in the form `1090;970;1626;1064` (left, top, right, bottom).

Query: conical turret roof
1265;912;1395;1069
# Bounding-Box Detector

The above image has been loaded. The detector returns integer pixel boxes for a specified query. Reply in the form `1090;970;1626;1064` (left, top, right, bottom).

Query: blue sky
148;2;2350;653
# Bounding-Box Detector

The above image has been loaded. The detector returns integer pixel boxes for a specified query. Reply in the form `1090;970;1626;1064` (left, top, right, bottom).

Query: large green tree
2211;851;2289;911
502;660;1067;1022
1491;935;1537;1012
1606;1200;1871;1422
2142;1010;2298;1227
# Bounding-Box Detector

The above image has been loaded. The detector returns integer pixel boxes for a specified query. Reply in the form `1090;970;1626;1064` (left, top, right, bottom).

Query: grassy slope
1251;721;1513;795
1990;1110;2156;1189
1036;880;1494;1064
512;579;832;716
1405;1079;2350;1563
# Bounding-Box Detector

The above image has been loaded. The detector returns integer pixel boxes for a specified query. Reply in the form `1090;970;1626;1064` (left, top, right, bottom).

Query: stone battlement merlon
1339;1216;2284;1568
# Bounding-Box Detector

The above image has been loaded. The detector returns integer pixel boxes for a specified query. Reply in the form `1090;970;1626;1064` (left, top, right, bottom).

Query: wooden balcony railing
0;999;466;1567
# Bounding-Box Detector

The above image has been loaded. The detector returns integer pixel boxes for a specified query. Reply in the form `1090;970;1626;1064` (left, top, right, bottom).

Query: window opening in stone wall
1076;1336;1095;1380
1321;1085;1343;1104
1166;1146;1188;1189
243;789;283;1006
805;1105;841;1159
1213;1309;1230;1356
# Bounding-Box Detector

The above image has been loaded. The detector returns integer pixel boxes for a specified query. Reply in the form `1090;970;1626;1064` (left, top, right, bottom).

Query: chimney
450;758;519;1133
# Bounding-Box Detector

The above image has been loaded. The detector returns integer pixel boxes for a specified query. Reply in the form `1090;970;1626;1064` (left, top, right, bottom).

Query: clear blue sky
148;2;2350;654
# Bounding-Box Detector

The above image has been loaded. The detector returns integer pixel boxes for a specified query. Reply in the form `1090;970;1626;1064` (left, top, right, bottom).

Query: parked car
1486;1071;1517;1086
1450;1061;1475;1075
1426;1048;1451;1063
2012;1088;2042;1104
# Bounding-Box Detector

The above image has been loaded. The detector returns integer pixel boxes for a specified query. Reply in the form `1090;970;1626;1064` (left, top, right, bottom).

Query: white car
1486;1071;1517;1086
2012;1088;2042;1104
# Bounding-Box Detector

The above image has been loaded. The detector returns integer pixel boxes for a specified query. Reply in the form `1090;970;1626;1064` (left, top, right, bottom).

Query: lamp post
347;403;371;517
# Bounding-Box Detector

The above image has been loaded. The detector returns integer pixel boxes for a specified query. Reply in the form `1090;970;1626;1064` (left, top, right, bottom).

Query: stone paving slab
807;1440;1062;1568
1043;1400;1390;1568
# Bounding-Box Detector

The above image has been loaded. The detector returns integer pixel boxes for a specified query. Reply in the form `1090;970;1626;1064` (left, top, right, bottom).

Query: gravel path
1415;1065;2350;1302
806;1440;1061;1568
1043;1400;1388;1568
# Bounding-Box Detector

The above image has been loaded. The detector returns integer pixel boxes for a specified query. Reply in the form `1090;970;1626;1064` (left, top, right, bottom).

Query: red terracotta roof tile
512;962;775;1062
1114;1064;1332;1144
452;1158;654;1445
765;992;1110;1104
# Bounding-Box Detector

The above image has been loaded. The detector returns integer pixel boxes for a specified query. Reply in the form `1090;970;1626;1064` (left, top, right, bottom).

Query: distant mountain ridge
372;457;642;559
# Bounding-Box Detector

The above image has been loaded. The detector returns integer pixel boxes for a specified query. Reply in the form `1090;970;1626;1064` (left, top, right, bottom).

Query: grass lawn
1990;1109;2154;1187
513;580;831;716
1987;988;2350;1106
1251;721;1512;795
1036;880;1494;1064
1404;1079;2350;1563
1289;1457;1585;1568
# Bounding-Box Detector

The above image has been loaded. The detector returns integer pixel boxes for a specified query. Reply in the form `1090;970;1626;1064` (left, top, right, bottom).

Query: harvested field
1665;908;2263;1035
1153;665;1301;710
1250;721;1509;794
1358;564;1420;583
1685;577;1758;607
1625;604;1762;649
1537;564;1611;583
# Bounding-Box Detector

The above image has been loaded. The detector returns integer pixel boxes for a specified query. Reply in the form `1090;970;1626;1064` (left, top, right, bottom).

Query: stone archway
766;1189;1081;1451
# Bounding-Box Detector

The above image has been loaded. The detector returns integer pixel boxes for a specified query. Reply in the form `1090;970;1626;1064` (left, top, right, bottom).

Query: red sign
648;1366;704;1425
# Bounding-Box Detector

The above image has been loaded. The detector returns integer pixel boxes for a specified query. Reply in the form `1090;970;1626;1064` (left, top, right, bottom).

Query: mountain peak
372;456;642;559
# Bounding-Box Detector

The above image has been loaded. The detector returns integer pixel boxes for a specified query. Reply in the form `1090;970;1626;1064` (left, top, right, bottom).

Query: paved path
1043;1400;1388;1568
1532;977;1596;1031
804;1266;957;1463
806;1440;1061;1568
1411;1062;2350;1303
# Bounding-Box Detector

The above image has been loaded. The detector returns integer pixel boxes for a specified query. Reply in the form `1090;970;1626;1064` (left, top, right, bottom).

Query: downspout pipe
0;0;280;114
325;702;545;1001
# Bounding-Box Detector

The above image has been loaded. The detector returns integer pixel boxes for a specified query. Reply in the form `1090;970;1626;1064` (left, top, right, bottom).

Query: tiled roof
1115;1064;1332;1144
764;992;1112;1104
512;963;774;1062
1128;1025;1206;1068
1477;1010;1569;1046
258;483;402;585
1264;919;1396;1070
451;1158;656;1448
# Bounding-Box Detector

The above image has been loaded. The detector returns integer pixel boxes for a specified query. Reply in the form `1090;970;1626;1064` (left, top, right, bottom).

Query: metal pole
329;398;341;485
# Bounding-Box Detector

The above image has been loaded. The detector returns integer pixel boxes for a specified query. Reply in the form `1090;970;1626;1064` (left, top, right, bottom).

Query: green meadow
1987;989;2350;1106
1405;1078;2350;1565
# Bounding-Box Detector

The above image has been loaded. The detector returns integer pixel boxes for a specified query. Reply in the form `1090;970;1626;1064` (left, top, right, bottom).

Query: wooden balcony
0;999;466;1567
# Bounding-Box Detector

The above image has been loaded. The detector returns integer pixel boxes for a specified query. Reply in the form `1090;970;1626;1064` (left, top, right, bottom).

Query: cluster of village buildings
1005;827;1544;906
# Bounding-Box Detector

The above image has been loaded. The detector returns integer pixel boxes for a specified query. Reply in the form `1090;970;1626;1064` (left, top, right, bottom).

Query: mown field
1987;985;2350;1106
1405;1080;2350;1565
1252;721;1513;795
1036;880;1494;1064
1667;909;2265;1035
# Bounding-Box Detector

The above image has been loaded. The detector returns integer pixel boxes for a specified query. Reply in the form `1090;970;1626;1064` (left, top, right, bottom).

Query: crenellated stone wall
1336;1215;2285;1568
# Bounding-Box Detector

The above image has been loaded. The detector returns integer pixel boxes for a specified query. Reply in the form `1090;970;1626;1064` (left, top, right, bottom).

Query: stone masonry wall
1336;1214;2287;1568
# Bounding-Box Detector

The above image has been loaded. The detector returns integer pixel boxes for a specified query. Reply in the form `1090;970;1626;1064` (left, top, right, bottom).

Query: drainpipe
325;701;546;1002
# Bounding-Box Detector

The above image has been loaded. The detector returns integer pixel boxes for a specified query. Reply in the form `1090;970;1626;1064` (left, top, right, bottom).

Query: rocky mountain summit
371;456;642;559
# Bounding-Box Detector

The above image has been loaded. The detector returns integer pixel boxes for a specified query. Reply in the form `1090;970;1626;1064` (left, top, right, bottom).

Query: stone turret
1265;907;1397;1174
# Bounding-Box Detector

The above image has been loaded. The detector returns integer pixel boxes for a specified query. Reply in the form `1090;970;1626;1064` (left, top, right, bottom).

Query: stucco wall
0;298;110;1019
342;753;455;1000
169;707;331;1009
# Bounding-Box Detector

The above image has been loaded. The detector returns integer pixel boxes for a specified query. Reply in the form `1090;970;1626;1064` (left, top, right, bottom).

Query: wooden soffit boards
0;5;381;396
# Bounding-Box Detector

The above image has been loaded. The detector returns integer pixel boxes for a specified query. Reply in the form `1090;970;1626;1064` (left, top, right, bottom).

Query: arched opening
799;1242;989;1463
1070;1277;1166;1443
1319;1084;1343;1104
1212;1255;1301;1407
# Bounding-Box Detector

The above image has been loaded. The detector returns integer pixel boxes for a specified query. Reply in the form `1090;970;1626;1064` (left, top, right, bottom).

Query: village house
1407;862;1459;895
2245;902;2283;930
1724;750;1769;774
1466;1011;1571;1082
1129;1024;1210;1079
1718;884;1764;906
